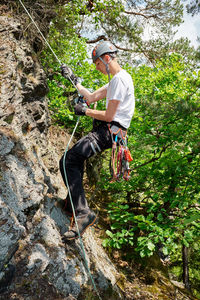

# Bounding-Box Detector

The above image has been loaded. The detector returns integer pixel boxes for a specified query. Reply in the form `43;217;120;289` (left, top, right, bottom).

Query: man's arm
60;65;107;104
76;83;107;105
85;100;120;123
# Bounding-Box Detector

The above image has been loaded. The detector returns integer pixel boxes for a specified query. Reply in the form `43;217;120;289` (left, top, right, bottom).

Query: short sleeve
107;76;126;102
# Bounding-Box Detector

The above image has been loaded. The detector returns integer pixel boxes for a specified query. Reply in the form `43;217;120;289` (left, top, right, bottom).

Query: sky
175;3;200;48
141;2;200;51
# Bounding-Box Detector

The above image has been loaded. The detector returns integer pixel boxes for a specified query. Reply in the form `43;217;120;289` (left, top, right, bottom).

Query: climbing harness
108;123;133;181
18;1;102;299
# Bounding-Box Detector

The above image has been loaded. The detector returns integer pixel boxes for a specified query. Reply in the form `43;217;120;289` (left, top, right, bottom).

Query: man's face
95;55;110;74
95;58;106;74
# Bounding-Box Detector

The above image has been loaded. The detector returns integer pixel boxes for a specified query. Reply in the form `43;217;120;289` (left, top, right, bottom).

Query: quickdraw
108;123;133;181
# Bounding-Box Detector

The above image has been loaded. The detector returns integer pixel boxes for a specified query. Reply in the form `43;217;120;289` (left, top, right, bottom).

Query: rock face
0;8;121;300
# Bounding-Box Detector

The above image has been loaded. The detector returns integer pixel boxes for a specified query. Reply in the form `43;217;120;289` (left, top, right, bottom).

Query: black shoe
62;211;97;241
55;199;73;217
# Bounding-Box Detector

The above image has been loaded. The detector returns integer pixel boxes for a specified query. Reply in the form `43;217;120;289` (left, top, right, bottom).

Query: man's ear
104;54;111;62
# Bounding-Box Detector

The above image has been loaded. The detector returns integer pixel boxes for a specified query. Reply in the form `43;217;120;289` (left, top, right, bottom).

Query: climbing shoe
55;198;73;217
62;211;97;241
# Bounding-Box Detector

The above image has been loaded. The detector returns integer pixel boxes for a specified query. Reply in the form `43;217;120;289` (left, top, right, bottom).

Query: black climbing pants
59;122;112;216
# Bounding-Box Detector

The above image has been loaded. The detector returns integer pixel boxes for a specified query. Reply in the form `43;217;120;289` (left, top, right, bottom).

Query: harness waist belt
109;121;127;131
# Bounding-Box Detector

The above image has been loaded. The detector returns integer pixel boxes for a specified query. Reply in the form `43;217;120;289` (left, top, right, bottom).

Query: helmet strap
99;56;111;82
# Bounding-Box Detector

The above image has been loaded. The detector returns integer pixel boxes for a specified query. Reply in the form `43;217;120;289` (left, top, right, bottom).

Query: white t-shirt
105;69;135;129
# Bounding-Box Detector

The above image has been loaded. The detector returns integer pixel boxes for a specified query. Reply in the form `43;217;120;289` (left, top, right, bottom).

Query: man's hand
74;103;87;116
60;64;78;85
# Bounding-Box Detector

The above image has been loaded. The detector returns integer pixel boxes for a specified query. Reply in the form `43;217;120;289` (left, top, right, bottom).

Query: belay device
74;95;88;106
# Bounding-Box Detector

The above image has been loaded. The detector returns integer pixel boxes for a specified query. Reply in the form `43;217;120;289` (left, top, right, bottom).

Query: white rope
18;0;77;89
63;118;103;300
18;0;61;64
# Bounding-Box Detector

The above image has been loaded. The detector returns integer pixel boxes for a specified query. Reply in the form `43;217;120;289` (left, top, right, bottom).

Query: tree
49;0;197;63
186;0;200;62
11;0;198;65
102;53;200;295
187;0;200;15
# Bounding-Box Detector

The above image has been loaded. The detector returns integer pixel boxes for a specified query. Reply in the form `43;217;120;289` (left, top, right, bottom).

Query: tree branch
124;10;160;19
86;35;108;44
132;142;173;170
85;35;134;52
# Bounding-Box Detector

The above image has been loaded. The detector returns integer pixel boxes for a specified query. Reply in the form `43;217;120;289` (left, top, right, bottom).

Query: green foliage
40;0;198;64
41;26;108;131
102;202;135;249
101;54;200;264
99;53;200;296
39;3;199;291
46;76;74;126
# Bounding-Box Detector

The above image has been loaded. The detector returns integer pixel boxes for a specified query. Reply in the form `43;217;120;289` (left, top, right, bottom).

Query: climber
60;41;135;240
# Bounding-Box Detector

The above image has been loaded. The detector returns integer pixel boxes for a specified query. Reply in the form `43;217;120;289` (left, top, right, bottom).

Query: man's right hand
74;103;87;116
60;64;78;86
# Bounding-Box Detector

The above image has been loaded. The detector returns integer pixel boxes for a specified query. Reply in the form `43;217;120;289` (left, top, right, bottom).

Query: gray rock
0;199;25;272
0;12;121;300
0;134;14;155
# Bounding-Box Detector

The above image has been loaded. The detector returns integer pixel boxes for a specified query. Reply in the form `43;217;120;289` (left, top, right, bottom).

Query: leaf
106;230;113;238
183;213;200;225
162;247;169;256
111;223;121;230
183;239;189;247
134;215;145;222
147;240;155;251
102;239;109;248
157;213;164;221
140;250;146;258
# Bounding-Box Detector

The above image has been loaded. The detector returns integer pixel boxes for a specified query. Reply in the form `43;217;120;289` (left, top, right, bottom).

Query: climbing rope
18;1;102;299
18;0;77;90
62;121;102;300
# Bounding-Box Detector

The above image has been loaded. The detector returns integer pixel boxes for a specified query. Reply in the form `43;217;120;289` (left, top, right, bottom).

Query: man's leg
59;125;112;239
60;134;94;216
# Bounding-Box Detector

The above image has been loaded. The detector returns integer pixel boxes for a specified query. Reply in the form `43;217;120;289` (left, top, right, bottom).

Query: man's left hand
60;64;78;85
74;103;87;116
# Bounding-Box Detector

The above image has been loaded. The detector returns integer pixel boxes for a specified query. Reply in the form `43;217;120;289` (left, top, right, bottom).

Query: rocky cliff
0;4;121;299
